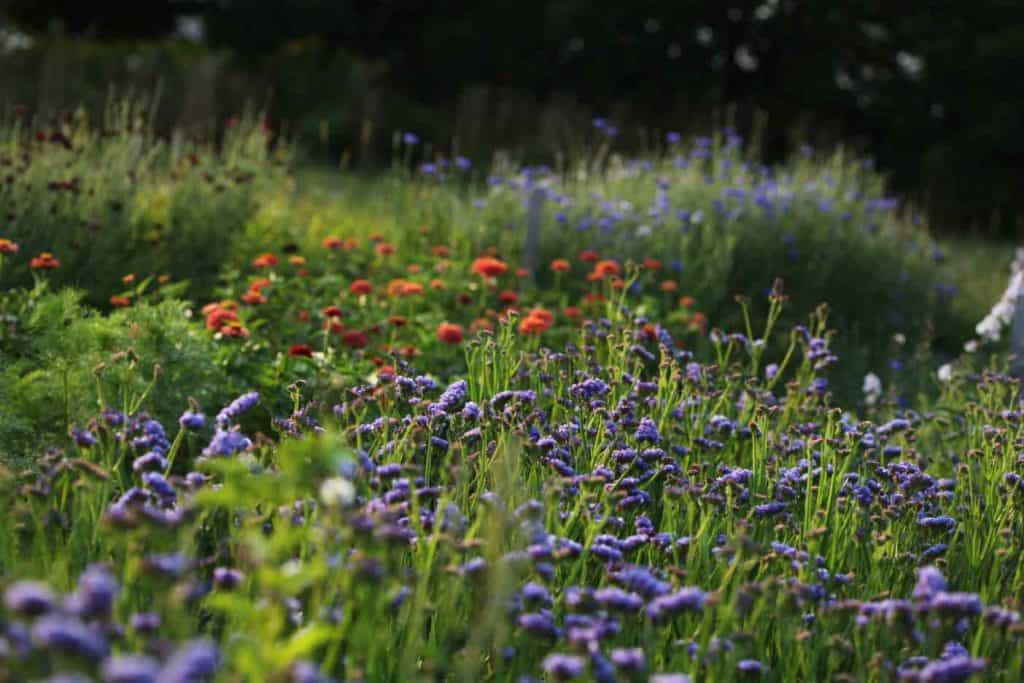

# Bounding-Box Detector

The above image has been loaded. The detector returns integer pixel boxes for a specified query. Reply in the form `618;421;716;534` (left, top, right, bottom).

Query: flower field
1;107;1021;682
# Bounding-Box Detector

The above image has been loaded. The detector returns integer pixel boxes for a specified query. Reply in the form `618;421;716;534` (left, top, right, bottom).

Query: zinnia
550;258;571;272
109;295;131;308
342;330;368;348
471;256;508;278
30;252;60;269
289;344;314;357
0;238;19;254
252;253;278;268
437;322;465;344
349;279;373;296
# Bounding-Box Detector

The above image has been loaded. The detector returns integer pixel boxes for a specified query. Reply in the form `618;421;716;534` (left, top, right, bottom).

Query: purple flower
133;451;168;473
911;656;985;682
212;567;245;590
4;580;57;616
202;429;252;457
754;502;787;517
130;612;162;633
594;587;644;612
913;566;948;601
402;132;419;146
156;638;218;683
635;417;661;444
737;659;766;676
31;615;109;661
72;427;98;447
66;565;118;619
610;647;646;671
179;411;206;431
650;676;692;683
102;654;161;683
542;654;585;680
215;392;259;427
646;588;707;621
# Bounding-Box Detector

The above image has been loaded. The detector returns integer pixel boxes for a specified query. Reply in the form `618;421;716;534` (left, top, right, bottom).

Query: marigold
109;295;131;308
579;249;600;263
252;252;278;268
349;279;373;296
322;235;344;249
498;290;519;305
437;322;465;344
289;343;314;357
322;305;343;318
587;259;621;281
30;252;60;269
376;242;396;256
342;330;368;348
660;280;678;292
471;256;508;278
0;238;19;254
550;258;571;272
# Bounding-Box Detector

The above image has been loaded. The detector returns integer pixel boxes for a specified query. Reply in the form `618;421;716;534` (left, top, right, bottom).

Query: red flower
498;290;519;305
587;259;621;281
437;322;465;344
249;278;272;291
679;295;695;308
342;330;368;348
322;235;344;249
660;280;678;292
219;320;249;338
349;279;373;296
109;295;131;308
388;315;408;327
322;305;343;318
325;319;345;335
30;252;60;269
252;252;278;268
122;273;135;284
564;306;582;320
0;238;19;254
519;308;553;334
242;290;266;305
471;256;508;278
407;263;422;274
643;258;662;270
204;303;239;330
289;343;314;357
550;258;571;272
432;245;450;258
515;267;529;278
375;242;396;256
579;250;600;263
430;278;447;291
298;309;311;322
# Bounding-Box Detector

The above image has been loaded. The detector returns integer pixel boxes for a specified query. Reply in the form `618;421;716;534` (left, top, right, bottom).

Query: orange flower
249;278;272;291
343;238;359;250
430;278;447;291
587;259;621;281
498;290;519;305
376;242;396;256
298;309;311;322
252;252;278;268
471;317;494;333
679;295;695;308
579;250;600;263
242;290;266;305
30;252;60;269
437;322;465;344
369;233;385;242
432;245;450;258
398;345;420;358
550;258;571;272
220;320;249;338
610;277;626;290
688;312;707;331
157;274;171;284
564;306;582;320
527;308;553;326
519;314;551;335
378;364;396;378
516;267;529;278
643;258;663;270
322;305;343;318
0;238;19;254
407;264;422;274
289;255;306;267
349;279;373;296
387;279;423;297
660;280;678;292
289;343;314;357
122;273;135;284
471;256;508;278
322;235;344;249
109;295;131;308
342;330;368;348
583;292;605;304
388;315;408;327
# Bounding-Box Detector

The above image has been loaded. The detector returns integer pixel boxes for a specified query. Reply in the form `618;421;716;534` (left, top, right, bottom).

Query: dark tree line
7;1;1023;236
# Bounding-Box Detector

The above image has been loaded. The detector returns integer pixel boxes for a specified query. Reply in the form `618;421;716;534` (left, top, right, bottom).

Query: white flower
893;333;906;346
319;477;355;507
862;372;883;406
964;340;979;353
636;225;652;238
937;363;953;382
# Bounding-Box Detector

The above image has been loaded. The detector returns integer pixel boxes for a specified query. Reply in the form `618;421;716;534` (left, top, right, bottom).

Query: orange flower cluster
471;256;508;278
30;252;60;270
436;322;464;344
587;259;621;281
0;238;19;254
109;295;131;308
387;279;424;297
202;301;248;338
519;308;553;334
323;235;359;250
252;252;278;268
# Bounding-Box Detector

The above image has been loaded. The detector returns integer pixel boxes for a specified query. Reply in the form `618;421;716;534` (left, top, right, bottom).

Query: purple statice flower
635;417;661;444
212;567;245;590
646;588;707;621
517;612;560;640
754;502;787;517
521;582;553;607
30;615;109;661
155;638;218;683
72;427;98;447
650;676;692;683
666;131;682;145
103;408;127;427
142;472;176;505
202;429;252;457
461;401;482;420
594;587;644;612
133;451;168;473
133;420;171;454
4;580;58;616
402;132;419;146
913;566;948;601
737;659;766;676
102;654;161;683
927;592;983;618
430;380;468;416
455;156;472;171
130;612;162;633
215;392;260;428
908;656;985;682
918;515;957;531
65;565;118;619
178;411;206;431
542;654;586;680
610;647;646;672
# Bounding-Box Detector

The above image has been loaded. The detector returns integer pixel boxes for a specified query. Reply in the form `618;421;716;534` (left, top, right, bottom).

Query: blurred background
1;1;1021;239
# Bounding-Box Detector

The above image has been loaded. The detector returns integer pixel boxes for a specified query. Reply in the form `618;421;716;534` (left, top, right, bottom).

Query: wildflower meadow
1;105;1022;683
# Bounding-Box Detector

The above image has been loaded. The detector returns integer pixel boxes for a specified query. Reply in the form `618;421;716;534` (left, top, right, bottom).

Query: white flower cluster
972;248;1024;347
